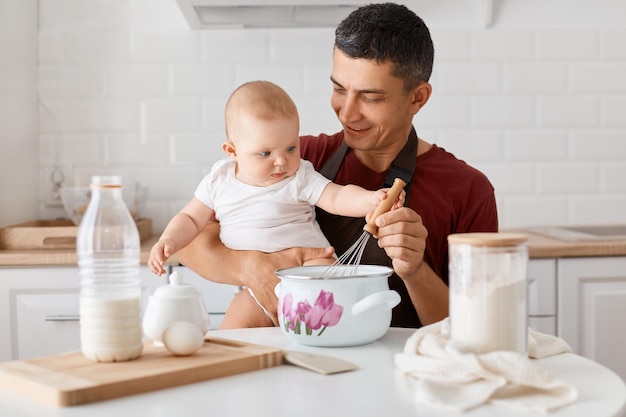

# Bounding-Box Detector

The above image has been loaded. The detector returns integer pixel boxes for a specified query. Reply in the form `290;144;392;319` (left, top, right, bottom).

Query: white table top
0;327;624;417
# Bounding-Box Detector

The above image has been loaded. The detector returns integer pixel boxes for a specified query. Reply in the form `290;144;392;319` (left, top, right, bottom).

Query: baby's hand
148;238;176;276
372;188;406;211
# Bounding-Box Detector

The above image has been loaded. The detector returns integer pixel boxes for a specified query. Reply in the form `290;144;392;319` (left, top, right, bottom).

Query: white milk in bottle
76;175;143;362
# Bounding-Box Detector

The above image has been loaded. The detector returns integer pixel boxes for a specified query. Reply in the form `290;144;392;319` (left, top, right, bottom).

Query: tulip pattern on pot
281;290;343;336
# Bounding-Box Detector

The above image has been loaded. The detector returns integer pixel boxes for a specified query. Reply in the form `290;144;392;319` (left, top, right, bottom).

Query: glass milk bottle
448;233;529;354
76;175;143;362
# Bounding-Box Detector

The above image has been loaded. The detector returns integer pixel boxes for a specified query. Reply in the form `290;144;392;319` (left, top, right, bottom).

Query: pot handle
274;282;281;297
351;290;401;316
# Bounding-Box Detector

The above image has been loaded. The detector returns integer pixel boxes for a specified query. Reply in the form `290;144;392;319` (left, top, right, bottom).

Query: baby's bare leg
219;290;275;329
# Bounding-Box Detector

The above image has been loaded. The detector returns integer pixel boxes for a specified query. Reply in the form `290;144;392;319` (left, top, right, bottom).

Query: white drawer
528;258;556;316
528;316;556;336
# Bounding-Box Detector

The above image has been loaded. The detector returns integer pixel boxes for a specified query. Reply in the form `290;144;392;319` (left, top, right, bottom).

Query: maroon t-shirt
301;131;498;327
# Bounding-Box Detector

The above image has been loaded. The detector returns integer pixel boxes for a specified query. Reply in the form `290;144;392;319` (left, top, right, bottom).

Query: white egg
162;321;205;356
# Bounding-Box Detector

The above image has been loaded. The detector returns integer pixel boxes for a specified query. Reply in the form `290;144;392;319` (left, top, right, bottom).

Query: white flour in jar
450;278;527;354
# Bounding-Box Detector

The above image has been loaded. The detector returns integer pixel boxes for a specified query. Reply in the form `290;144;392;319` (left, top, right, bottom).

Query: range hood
176;0;365;28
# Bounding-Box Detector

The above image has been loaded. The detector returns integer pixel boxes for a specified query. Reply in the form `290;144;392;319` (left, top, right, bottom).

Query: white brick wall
34;0;626;232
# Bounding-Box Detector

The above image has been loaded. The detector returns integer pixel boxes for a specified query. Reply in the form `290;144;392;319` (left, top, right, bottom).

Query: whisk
321;178;407;277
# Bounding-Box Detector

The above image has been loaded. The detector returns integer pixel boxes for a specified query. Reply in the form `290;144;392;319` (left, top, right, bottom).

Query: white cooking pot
274;265;400;347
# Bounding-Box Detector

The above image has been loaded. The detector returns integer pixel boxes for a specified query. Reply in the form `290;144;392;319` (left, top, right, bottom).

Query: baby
148;81;403;328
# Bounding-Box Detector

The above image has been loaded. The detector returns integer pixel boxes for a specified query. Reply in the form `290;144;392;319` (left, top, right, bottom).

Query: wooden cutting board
0;337;283;407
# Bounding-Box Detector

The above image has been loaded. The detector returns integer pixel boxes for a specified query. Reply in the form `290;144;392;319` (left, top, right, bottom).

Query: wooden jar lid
447;232;528;247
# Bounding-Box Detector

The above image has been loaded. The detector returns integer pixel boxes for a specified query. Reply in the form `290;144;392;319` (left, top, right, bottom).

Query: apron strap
316;127;421;327
319;127;418;202
315;127;420;327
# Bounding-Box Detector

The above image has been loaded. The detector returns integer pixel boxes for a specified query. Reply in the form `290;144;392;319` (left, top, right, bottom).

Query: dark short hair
335;3;434;92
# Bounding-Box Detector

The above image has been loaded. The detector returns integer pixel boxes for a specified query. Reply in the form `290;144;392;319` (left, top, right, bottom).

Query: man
179;2;498;328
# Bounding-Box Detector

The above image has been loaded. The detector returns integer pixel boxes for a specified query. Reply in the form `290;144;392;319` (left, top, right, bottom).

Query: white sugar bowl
142;271;210;345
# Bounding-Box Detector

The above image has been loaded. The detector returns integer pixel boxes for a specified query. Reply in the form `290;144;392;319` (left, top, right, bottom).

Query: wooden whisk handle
363;178;407;236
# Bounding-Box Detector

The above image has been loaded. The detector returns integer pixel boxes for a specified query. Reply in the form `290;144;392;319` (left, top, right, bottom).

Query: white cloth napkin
394;318;579;413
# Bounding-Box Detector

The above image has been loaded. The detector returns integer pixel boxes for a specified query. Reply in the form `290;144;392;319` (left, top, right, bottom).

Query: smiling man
179;2;498;328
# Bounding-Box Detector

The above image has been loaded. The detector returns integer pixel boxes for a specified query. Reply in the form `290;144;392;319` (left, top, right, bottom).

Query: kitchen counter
1;230;626;266
0;236;179;266
0;327;624;417
509;229;626;258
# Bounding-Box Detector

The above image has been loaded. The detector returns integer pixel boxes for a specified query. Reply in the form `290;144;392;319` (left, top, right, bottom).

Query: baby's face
230;115;301;187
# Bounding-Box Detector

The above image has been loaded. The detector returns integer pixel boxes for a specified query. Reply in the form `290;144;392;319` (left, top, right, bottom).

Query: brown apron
315;127;421;327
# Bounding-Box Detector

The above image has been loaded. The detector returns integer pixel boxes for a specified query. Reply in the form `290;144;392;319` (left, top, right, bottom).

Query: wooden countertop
1;231;626;267
508;229;626;258
0;236;180;267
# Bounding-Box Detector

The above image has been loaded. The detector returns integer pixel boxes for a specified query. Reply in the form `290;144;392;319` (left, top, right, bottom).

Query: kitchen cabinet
527;259;557;335
168;266;238;330
0;266;165;361
557;256;626;383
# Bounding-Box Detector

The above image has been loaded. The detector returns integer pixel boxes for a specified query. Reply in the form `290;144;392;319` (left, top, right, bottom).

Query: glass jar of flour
448;233;529;354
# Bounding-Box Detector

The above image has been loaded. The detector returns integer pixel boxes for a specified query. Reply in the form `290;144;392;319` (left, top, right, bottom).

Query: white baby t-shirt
194;158;332;253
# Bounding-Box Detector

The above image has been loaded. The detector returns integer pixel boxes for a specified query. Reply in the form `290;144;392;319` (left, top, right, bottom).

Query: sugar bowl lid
152;271;200;298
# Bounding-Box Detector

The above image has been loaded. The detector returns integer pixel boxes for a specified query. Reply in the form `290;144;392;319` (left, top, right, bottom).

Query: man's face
330;48;417;154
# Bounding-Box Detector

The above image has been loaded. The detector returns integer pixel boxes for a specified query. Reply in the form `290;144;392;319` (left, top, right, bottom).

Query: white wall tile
536;163;598;193
65;99;139;132
38;0;130;31
303;63;333;97
504;130;568;161
169;64;235;97
418;96;469;128
570;196;626;225
171;133;218;166
141;98;202;132
39;65;106;99
503;63;567;94
570;130;626;160
297;97;341;136
269;28;335;63
600;30;626;60
64;31;133;63
535;29;599;61
471;96;534;127
234;64;304;96
537;96;598;127
129;0;188;30
602;97;626;127
107;65;168;98
104;133;142;165
429;29;471;61
501;196;568;228
201;30;270;64
471;30;534;61
133;31;201;63
435;129;503;162
477;163;535;194
436;63;501;94
55;133;104;167
26;0;626;230
600;163;626;192
136;133;171;166
570;64;626;93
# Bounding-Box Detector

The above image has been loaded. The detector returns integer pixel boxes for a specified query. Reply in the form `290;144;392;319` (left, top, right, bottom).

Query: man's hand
374;207;449;325
178;222;335;326
374;207;427;277
241;246;335;324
